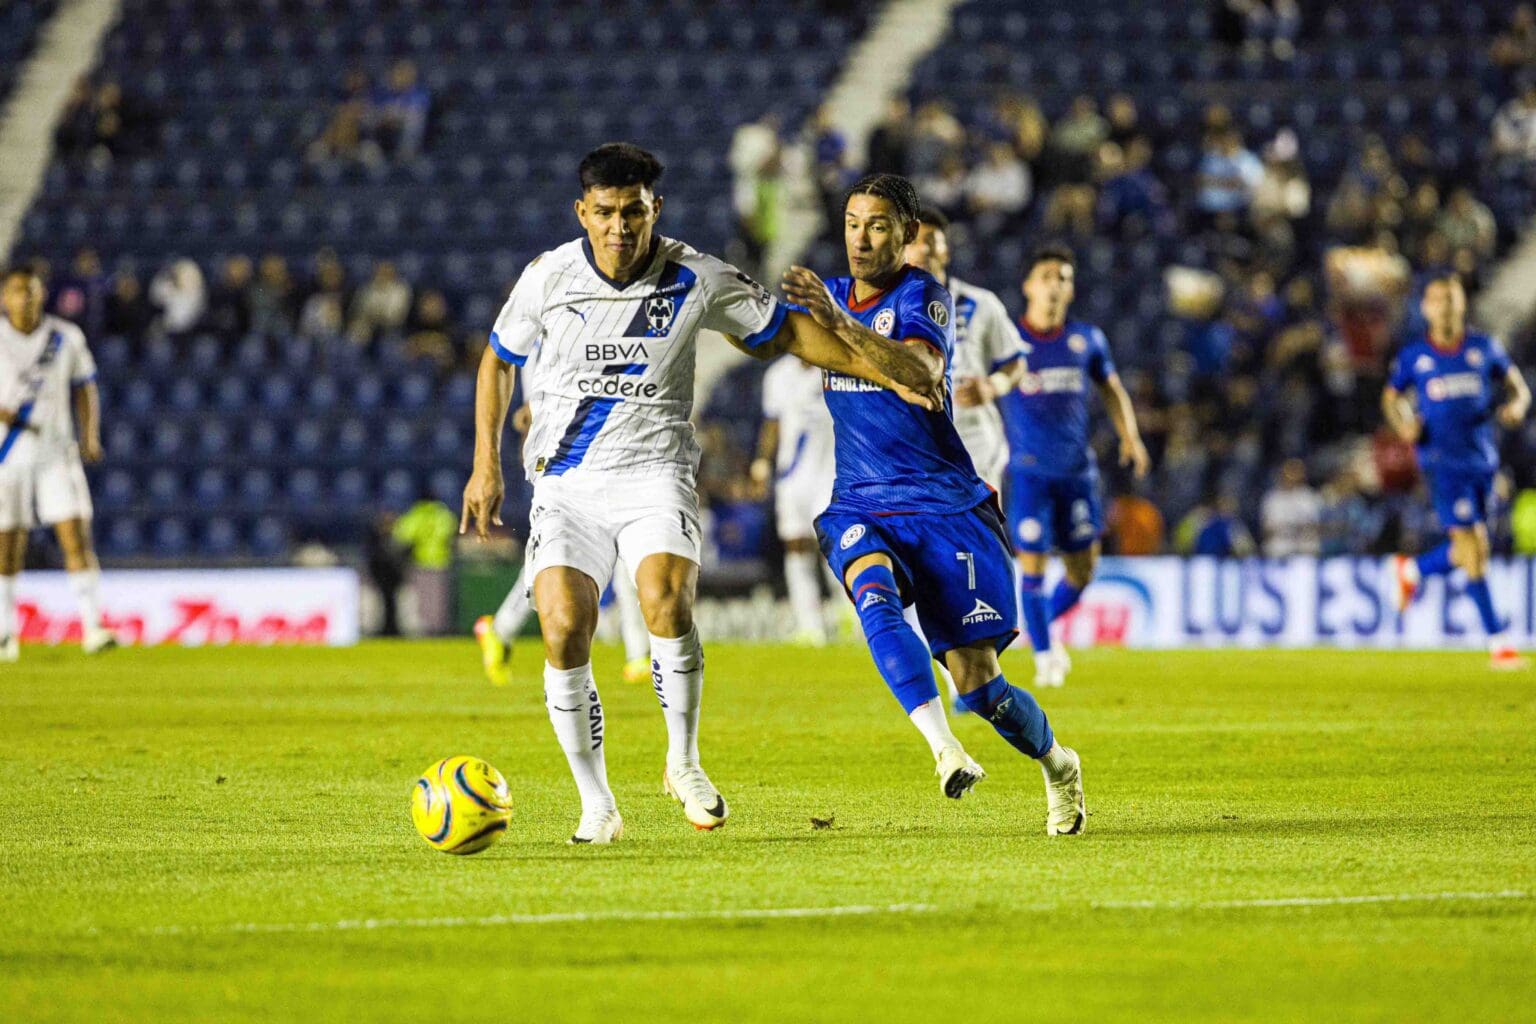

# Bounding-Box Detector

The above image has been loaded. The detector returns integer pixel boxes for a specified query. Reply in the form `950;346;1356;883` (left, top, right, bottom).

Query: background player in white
902;208;1024;490
474;353;650;686
0;265;114;661
752;355;837;645
459;144;944;844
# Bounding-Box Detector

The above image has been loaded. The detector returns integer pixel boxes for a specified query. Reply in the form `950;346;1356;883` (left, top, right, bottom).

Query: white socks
0;575;15;639
69;569;103;631
1039;742;1073;774
613;571;650;663
543;662;616;815
784;550;825;640
492;565;533;644
649;626;704;771
908;697;962;757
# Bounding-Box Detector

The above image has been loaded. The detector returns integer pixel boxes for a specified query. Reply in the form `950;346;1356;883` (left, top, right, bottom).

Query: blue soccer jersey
998;319;1116;479
820;266;993;515
1388;332;1511;474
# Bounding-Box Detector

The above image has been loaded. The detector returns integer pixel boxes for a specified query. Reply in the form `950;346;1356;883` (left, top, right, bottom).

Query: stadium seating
11;0;868;559
0;2;57;104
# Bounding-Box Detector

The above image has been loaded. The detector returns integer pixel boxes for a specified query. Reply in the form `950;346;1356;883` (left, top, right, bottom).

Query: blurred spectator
48;248;108;337
148;259;206;340
104;269;152;341
1047;96;1108;185
810;104;852;236
728;113;783;273
306;96;384;174
907;100;964;178
866;97;911;174
52;78;157;162
1097;138;1170;237
1492;82;1536;166
1490;4;1536;76
298;254;348;340
371;60;431;160
1261;458;1321;556
1512;486;1536;554
1196;128;1263;224
1106;491;1166;554
347;262;412;344
916;153;969;220
1319;468;1382;556
405;290;458;368
1176;493;1256;557
249;254;296;337
1251;130;1310;227
1435;188;1497;261
1104;93;1145;151
965;142;1031;233
392;498;456;636
204;256;254;341
994;93;1047;165
365;510;406;637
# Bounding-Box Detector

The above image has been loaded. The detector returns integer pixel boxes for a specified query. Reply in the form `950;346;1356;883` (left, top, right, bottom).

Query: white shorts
0;454;36;532
774;469;833;540
34;453;92;525
526;472;701;595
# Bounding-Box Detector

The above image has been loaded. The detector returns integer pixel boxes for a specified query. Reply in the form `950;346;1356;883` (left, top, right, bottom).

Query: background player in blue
999;245;1149;687
1383;272;1530;670
741;174;1085;835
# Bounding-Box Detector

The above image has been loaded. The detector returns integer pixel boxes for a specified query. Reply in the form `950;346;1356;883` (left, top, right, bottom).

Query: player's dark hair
578;143;664;193
916;207;950;231
844;173;921;226
1026;243;1076;274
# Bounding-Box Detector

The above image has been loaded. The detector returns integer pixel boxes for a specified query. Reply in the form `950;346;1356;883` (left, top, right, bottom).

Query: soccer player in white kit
752;355;836;644
0;265;115;661
460;144;946;843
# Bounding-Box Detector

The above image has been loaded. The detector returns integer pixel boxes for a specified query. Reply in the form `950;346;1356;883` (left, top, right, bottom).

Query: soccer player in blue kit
1000;245;1149;687
739;174;1085;834
1383;272;1530;669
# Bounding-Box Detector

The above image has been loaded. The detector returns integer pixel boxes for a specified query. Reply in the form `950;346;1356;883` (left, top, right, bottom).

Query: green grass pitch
2;640;1533;1022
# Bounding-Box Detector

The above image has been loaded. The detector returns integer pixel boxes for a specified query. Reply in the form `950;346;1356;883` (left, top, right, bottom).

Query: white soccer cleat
935;745;986;799
1391;555;1421;615
82;626;119;655
1042;745;1086;836
663;764;729;830
1051;644;1072;684
0;636;17;663
568;807;624;845
1490;643;1527;671
1034;650;1065;688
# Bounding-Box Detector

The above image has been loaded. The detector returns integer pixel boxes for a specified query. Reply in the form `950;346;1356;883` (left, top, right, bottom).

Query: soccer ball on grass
410;755;513;854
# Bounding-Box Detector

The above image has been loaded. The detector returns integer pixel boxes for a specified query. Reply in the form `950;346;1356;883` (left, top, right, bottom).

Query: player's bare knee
946;644;1001;694
639;589;693;638
539;602;596;667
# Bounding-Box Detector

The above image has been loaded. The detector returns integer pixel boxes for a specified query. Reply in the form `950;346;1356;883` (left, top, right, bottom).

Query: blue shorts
815;497;1019;659
1427;467;1495;529
1005;469;1103;554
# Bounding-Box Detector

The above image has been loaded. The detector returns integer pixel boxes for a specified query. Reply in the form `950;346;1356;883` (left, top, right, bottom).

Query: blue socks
1416;543;1453;578
1049;580;1083;622
1466;577;1505;636
1019;574;1051;652
850;564;938;714
957;675;1055;758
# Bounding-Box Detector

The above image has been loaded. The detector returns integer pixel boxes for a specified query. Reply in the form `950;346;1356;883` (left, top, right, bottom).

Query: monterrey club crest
927;300;949;328
873;308;896;337
645;295;677;333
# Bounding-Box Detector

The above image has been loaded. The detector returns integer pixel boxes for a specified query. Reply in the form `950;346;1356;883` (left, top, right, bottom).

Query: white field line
108;890;1532;938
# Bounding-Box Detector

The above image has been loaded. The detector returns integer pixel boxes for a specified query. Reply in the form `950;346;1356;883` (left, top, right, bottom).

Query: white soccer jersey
762;355;835;487
0;313;95;463
948;277;1022;478
490;235;783;483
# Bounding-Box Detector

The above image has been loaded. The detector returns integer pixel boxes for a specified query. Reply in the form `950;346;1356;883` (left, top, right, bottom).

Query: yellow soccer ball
410;756;513;855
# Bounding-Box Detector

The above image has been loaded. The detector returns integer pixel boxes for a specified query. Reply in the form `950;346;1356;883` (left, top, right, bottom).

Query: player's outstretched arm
73;380;103;463
1380;385;1420;443
461;344;516;539
1498;366;1531;428
1099;373;1151;478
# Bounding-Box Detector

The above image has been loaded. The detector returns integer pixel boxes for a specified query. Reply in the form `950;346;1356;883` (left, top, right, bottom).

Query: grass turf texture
2;642;1533;1023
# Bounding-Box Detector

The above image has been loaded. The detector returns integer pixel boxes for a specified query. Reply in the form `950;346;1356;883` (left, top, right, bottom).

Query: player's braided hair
844;173;922;226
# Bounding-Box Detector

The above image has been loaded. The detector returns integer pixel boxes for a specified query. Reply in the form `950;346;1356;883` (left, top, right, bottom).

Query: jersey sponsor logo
1068;333;1087;354
824;370;885;393
1424;373;1482;402
584;342;650;362
576;375;659;398
927;300;949;328
961;598;1004;625
1017;366;1084;396
839;524;866;550
873;309;896;336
